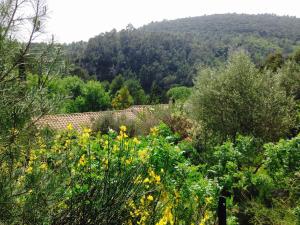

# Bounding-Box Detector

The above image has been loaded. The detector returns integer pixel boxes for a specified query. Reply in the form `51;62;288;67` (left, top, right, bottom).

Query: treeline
27;73;150;113
29;47;299;114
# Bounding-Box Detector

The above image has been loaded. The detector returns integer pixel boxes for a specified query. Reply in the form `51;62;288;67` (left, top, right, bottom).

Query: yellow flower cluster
174;190;180;203
82;128;91;137
64;139;71;147
150;126;159;136
104;140;109;148
29;151;37;161
205;196;213;205
143;168;161;189
133;137;140;145
148;168;161;183
112;144;119;153
103;158;108;169
37;136;47;150
26;166;33;174
121;156;133;165
10;128;19;136
128;195;154;225
25;150;40;174
67;123;73;131
138;149;149;162
134;175;142;184
199;211;211;225
147;195;154;201
79;154;86;166
79;127;92;145
120;125;126;132
125;158;133;165
39;162;48;171
156;205;174;225
117;125;128;141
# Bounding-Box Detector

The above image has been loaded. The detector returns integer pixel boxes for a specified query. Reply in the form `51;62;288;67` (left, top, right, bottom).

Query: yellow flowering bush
0;124;218;224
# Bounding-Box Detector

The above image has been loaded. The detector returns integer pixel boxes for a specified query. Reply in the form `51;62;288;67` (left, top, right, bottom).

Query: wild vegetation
0;0;299;224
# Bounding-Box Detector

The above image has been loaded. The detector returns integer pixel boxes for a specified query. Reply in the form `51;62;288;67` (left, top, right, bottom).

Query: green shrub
112;87;134;110
167;86;191;102
188;51;297;143
204;134;300;224
135;105;192;139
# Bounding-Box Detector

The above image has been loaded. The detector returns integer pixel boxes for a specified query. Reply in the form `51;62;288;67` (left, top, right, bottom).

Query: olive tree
188;51;297;143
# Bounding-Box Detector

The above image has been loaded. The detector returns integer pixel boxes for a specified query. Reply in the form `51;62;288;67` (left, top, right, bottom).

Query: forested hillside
65;14;300;101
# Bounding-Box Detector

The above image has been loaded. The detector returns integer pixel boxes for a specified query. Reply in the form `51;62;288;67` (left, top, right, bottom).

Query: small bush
135;105;192;139
92;113;137;136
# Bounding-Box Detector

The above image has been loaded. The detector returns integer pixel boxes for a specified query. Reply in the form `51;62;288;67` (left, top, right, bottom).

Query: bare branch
0;0;48;83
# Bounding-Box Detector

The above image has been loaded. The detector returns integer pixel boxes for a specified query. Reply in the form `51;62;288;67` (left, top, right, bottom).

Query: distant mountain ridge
67;14;300;99
140;14;300;41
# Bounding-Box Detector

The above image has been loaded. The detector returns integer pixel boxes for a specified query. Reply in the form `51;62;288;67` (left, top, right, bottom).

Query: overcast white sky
44;0;299;43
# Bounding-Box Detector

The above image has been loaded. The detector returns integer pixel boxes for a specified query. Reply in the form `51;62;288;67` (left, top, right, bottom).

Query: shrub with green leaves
167;86;191;103
188;51;297;143
204;134;300;224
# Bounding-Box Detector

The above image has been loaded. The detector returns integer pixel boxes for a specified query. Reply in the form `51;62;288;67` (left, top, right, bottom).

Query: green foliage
265;134;300;179
0;0;62;145
149;82;165;103
209;135;263;188
0;1;67;223
79;80;110;111
110;74;125;96
263;52;284;72
203;134;300;224
292;48;300;64
246;135;300;225
167;86;191;102
60;76;85;99
68;29;197;93
124;79;148;105
188;51;297;143
27;75;111;113
101;80;110;92
143;14;300;42
112;86;134;110
246;200;298;225
278;60;300;100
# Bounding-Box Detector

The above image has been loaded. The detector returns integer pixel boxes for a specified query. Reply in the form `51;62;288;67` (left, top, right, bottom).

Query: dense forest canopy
64;14;300;100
